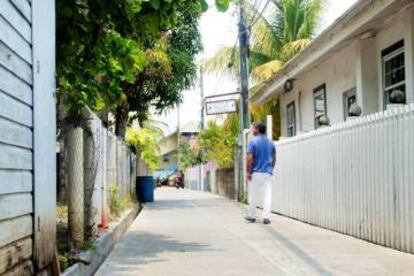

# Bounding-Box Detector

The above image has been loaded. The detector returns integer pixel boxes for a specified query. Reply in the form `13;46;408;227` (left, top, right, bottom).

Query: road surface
96;188;414;276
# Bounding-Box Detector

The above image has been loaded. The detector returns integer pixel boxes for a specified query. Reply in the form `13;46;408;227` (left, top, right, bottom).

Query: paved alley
96;188;414;276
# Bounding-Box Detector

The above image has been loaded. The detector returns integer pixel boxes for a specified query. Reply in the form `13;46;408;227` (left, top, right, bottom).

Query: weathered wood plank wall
0;0;35;274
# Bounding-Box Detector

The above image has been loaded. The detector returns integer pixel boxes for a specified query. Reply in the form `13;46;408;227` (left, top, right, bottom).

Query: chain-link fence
60;108;137;248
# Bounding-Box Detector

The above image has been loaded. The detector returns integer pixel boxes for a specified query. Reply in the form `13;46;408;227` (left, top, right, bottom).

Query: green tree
116;1;204;137
125;127;162;171
178;140;203;169
56;0;204;135
198;121;238;168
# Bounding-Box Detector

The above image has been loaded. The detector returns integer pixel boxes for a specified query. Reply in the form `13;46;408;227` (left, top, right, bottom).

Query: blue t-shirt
247;135;276;175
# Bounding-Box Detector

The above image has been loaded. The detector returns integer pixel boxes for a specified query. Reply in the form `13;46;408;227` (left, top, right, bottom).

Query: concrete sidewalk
96;188;414;276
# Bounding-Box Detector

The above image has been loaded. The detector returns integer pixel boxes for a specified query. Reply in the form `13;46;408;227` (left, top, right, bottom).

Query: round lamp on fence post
318;115;330;127
390;89;405;104
349;103;362;117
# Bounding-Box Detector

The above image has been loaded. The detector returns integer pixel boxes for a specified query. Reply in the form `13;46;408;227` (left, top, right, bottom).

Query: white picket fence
271;104;414;254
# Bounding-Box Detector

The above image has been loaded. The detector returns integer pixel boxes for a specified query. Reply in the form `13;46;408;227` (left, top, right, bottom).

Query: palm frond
251;59;283;82
201;47;239;79
247;3;282;59
298;0;325;38
280;38;311;61
202;0;324;84
249;50;273;71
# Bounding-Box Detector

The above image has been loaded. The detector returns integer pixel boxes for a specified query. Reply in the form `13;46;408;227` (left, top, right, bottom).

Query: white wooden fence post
266;115;273;140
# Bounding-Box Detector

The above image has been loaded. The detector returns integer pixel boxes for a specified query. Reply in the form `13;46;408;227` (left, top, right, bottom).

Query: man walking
245;123;276;224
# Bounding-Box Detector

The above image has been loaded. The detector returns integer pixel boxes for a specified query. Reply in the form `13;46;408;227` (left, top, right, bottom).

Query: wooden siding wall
0;0;34;274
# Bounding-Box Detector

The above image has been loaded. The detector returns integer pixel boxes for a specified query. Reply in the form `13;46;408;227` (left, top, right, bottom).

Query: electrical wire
248;0;270;29
226;0;271;87
248;0;264;27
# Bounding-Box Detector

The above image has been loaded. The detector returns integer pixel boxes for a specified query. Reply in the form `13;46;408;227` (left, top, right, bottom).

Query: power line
248;0;270;29
228;0;270;71
248;0;264;26
228;34;239;69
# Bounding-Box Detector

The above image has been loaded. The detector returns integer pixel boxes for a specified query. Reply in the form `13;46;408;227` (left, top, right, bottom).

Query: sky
155;0;359;134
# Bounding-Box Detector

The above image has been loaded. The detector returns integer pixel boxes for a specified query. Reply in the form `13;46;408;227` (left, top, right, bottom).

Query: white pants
248;173;273;219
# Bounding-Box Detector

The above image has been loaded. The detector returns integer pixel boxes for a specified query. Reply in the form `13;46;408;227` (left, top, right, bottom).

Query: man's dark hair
254;123;266;134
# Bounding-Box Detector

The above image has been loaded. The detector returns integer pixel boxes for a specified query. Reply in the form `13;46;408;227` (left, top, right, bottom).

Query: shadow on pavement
144;198;227;211
264;226;332;276
96;231;217;275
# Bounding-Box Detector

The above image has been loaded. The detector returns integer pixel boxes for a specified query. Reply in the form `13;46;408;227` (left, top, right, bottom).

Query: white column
404;7;414;104
266;115;273;140
356;37;380;115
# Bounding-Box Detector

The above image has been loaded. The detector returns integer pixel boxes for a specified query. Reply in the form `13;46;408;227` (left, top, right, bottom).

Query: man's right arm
271;144;276;169
246;153;254;181
246;141;255;181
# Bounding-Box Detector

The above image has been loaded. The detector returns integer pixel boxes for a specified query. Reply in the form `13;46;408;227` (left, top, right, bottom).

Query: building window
313;84;327;129
382;40;405;107
343;88;356;120
286;101;296;137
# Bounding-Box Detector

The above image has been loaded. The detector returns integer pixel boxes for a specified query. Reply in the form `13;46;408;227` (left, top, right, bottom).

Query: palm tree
204;0;324;140
204;0;324;83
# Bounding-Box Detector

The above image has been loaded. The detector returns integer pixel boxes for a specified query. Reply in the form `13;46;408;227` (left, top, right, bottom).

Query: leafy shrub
178;140;203;169
109;184;124;217
126;127;161;171
198;120;238;168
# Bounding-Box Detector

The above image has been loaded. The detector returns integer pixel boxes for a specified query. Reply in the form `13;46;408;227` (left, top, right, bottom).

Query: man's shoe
263;219;271;225
245;216;256;223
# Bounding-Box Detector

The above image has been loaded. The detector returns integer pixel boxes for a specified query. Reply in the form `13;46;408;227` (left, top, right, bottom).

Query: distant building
155;122;200;178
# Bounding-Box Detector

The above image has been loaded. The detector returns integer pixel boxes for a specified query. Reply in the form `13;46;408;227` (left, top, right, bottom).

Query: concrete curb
62;205;140;276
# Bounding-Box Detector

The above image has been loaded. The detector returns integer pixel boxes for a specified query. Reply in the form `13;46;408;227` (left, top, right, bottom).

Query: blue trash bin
136;176;154;203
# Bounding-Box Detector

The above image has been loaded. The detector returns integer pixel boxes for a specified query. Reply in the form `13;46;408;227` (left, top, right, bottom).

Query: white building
250;0;414;255
252;0;414;138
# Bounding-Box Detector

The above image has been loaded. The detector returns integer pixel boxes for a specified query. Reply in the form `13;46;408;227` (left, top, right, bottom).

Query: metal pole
200;66;205;130
177;105;180;170
238;0;250;200
199;66;205;191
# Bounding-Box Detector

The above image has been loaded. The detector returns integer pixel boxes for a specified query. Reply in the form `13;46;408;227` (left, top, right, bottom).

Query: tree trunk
115;101;129;138
67;126;84;249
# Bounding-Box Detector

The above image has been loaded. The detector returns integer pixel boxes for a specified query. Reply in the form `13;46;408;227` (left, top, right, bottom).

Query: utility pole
199;66;205;191
238;0;250;129
177;106;180;169
200;66;205;130
237;0;251;200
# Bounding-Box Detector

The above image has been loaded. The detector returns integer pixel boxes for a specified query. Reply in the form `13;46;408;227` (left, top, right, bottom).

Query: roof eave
250;0;407;104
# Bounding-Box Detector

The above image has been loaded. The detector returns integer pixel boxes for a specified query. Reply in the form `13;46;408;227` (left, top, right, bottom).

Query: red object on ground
101;207;109;229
